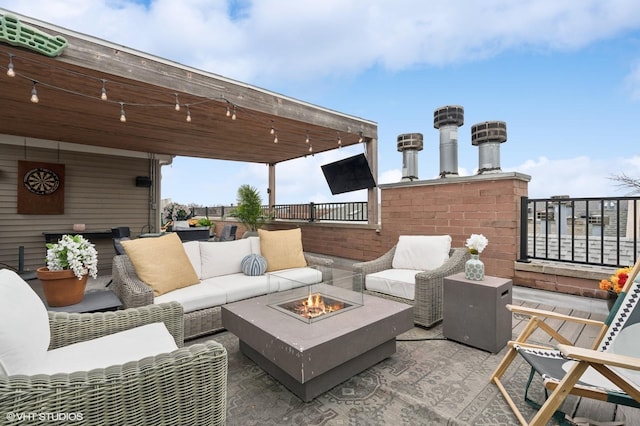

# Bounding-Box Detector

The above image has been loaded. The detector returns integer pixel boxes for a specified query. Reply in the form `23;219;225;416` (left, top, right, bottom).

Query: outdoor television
321;153;376;195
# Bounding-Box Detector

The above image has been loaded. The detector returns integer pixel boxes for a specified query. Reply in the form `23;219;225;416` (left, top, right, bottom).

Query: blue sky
2;1;640;206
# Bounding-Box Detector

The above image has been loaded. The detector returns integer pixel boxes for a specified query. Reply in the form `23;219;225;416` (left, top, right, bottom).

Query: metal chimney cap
434;105;464;128
471;121;507;145
396;133;424;152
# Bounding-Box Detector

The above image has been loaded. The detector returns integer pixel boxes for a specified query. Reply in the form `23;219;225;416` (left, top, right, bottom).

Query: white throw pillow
199;238;253;279
391;235;452;271
182;240;202;279
0;269;50;375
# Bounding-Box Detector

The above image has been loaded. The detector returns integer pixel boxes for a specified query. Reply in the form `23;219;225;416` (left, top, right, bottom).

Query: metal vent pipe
471;121;507;174
433;105;464;177
397;133;424;181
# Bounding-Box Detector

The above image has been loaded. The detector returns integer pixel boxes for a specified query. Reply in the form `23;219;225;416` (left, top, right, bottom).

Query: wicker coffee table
222;281;412;401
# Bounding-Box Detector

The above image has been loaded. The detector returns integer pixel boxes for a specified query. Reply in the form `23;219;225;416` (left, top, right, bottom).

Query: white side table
443;272;512;353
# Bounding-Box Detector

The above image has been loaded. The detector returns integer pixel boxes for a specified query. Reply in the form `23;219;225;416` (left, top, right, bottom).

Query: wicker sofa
352;236;469;328
0;269;228;426
111;232;333;340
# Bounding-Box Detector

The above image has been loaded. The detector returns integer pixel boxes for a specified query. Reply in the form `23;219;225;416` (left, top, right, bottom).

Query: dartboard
23;167;60;195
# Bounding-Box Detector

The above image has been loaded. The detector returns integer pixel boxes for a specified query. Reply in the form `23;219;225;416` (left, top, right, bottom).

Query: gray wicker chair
353;246;469;328
0;301;228;426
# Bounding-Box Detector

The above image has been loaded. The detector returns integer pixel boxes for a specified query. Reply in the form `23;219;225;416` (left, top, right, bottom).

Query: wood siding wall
0;142;157;276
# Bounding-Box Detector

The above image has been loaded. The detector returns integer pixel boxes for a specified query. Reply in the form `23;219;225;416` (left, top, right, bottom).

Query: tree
233;184;265;233
609;173;640;195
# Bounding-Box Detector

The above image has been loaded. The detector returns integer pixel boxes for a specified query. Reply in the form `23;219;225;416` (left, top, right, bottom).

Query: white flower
465;234;488;255
45;234;98;279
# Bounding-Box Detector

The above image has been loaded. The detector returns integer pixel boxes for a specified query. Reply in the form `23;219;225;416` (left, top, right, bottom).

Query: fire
295;293;345;319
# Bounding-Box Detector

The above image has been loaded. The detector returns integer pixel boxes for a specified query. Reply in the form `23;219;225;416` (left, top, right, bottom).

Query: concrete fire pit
222;283;413;401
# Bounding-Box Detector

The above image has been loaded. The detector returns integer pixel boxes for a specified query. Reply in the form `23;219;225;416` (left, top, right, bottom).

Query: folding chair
491;257;640;425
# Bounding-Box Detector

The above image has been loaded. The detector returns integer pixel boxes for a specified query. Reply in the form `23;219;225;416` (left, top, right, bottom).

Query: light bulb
338;136;342;146
100;80;107;100
231;106;236;120
358;132;363;143
119;103;126;122
30;82;39;103
270;126;275;135
308;145;313;153
274;134;278;143
174;94;180;111
226;105;231;117
7;55;15;77
305;133;310;144
186;106;192;122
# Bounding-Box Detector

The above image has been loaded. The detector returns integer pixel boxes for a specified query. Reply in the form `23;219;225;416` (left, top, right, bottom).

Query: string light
4;49;369;138
100;79;107;100
308;144;313;153
30;81;39;103
7;54;15;77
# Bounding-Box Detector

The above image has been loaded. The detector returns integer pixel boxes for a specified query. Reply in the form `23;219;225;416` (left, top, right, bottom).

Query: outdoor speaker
135;176;152;187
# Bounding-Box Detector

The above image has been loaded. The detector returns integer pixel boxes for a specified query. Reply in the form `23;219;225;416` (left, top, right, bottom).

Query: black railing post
309;202;315;222
518;196;530;262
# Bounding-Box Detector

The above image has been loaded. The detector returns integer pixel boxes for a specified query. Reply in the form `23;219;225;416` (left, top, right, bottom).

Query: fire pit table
221;273;413;401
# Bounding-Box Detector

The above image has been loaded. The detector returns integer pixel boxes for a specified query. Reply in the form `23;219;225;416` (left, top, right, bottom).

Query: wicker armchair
0;299;228;426
353;246;469;328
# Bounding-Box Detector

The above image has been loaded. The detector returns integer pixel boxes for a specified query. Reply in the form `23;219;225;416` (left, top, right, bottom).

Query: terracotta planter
36;267;88;307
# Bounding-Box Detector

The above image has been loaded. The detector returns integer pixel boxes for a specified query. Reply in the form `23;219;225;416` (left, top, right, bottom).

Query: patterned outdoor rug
197;326;566;426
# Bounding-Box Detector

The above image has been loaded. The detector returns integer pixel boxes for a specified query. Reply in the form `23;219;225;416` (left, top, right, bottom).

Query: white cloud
624;61;640;101
5;0;640;83
507;156;634;199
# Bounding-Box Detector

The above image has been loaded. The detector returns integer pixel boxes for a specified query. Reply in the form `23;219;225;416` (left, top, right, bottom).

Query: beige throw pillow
121;233;200;296
258;228;307;272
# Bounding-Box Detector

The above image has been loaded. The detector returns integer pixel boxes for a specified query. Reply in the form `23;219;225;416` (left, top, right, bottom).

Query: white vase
465;254;484;280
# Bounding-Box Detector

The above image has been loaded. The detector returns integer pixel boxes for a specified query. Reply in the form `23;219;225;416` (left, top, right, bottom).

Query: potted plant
233;184;266;238
599;265;632;311
464;233;488;281
162;202;192;230
36;234;98;306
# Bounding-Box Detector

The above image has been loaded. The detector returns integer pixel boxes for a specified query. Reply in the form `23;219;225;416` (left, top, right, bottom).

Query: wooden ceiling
0;13;377;165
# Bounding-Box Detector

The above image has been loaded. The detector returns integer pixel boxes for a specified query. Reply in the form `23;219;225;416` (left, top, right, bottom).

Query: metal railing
519;196;640;267
270;202;368;222
189;202;368;223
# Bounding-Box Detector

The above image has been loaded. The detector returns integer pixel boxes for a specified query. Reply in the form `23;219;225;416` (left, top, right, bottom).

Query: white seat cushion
392;235;451;271
33;322;178;375
205;273;271;303
0;269;50;375
366;268;422;300
155;281;227;314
